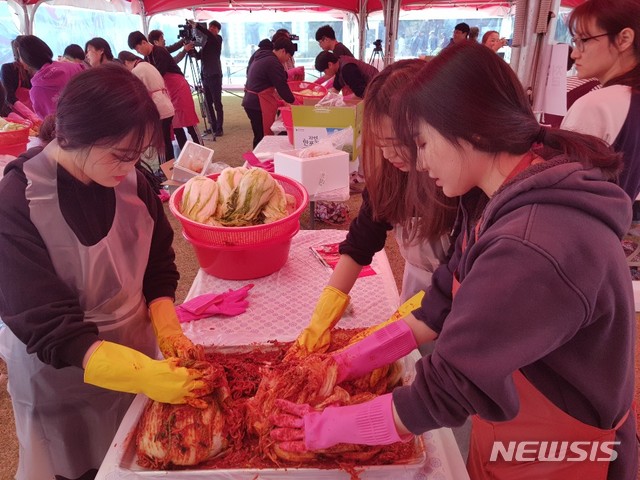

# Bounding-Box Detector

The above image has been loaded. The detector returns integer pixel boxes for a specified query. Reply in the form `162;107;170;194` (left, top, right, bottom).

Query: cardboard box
274;149;349;196
291;101;364;162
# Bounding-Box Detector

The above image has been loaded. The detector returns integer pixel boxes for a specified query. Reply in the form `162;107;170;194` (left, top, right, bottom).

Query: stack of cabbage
0;118;28;132
180;167;295;227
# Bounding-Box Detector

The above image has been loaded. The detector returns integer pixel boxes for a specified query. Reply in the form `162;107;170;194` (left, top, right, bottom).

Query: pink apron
247;87;280;136
163;72;200;129
0;151;156;479
14;64;32;110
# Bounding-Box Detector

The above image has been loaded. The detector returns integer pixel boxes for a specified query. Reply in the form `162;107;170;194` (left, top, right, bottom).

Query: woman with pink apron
452;155;634;480
0;39;33;111
269;42;638;480
242;39;296;148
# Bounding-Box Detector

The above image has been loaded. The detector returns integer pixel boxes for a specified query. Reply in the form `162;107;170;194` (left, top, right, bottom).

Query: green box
291;101;364;162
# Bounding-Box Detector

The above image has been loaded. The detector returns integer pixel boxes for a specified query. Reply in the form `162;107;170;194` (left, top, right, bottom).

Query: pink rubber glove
333;320;417;383
176;284;253;322
6;112;27;125
270;393;409;451
242;152;274;172
12;101;42;124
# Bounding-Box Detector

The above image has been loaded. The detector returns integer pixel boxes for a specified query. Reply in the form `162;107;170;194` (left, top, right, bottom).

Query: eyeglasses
570;32;610;52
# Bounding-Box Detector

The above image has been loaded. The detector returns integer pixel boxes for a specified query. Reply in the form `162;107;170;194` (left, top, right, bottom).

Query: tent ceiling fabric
11;0;583;16
134;0;582;15
139;0;514;15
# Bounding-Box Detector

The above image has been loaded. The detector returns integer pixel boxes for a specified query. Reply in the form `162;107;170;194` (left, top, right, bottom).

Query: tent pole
381;0;400;67
6;0;28;34
137;0;149;35
26;0;48;35
357;0;367;60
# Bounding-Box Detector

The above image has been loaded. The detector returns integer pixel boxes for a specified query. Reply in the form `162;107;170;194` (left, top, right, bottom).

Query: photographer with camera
148;30;194;65
187;19;224;138
314;51;378;99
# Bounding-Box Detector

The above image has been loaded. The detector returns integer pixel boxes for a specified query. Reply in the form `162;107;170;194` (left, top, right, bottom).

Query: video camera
373;39;383;52
178;21;195;42
177;19;208;48
289;33;299;52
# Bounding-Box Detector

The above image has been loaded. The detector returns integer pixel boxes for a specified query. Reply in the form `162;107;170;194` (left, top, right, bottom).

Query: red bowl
183;226;298;280
169;173;309;279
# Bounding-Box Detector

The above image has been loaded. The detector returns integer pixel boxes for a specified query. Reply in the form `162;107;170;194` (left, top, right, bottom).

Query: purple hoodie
393;155;637;479
29;61;84;119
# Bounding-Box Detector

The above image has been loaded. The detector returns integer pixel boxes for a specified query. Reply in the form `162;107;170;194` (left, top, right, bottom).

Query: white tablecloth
180;230;399;345
95;229;470;480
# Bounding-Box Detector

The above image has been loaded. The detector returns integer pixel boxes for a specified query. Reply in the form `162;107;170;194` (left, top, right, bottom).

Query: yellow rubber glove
294;286;350;355
149;298;202;360
347;291;425;345
84;341;210;404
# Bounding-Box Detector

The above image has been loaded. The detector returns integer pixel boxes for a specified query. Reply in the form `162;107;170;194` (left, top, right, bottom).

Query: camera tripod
369;46;384;67
181;53;212;136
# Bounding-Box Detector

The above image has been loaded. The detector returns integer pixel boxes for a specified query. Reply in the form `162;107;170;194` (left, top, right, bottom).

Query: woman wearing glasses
561;0;640;201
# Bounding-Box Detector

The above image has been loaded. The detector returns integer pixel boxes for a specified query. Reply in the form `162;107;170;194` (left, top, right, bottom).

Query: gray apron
394;221;450;303
0;151;157;479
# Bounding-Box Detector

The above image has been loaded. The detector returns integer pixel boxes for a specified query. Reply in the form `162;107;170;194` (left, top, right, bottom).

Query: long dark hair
362;59;457;242
85;37;114;63
117;50;142;64
16;35;53;71
55;63;162;161
393;42;621;181
569;0;640;89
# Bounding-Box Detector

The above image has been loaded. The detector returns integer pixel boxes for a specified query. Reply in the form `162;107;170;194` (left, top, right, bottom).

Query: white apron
0;151;157;479
394;222;450;303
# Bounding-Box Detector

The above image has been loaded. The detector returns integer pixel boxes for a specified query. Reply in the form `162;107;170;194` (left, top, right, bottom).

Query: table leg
309;201;316;229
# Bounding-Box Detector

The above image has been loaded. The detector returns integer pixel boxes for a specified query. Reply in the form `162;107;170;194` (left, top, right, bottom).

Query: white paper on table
533;43;569;117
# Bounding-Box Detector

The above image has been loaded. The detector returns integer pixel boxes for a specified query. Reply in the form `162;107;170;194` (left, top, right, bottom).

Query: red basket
183;226;298;280
279;107;294;144
280;106;293;128
169;173;309;279
287;81;327;105
0;123;29;156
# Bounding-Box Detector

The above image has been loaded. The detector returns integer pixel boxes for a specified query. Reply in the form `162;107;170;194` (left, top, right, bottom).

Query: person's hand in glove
289;286;350;357
84;341;213;405
332;319;417;383
149;297;203;360
269;393;411;452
